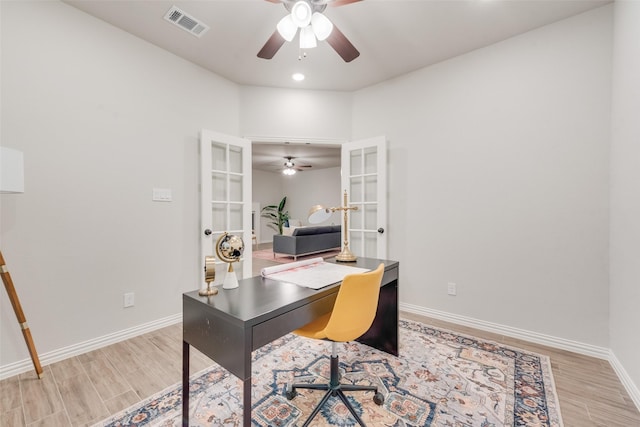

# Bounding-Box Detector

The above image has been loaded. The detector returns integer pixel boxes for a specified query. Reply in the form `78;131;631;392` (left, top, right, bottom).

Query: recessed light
292;73;305;81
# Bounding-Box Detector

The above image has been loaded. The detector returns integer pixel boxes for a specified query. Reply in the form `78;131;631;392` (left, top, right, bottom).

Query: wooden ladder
0;250;43;378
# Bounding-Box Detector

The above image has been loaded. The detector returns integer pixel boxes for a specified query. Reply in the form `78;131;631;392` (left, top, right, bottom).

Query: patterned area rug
253;248;341;264
95;319;563;427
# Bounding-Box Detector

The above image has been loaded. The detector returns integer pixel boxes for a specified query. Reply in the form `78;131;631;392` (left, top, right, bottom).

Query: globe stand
222;263;239;290
214;232;244;291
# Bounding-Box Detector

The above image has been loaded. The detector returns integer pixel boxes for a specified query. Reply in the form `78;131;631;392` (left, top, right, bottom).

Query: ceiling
62;0;608;172
252;142;340;173
64;0;609;92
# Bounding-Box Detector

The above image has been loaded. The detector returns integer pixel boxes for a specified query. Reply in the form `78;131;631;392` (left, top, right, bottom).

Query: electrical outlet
447;283;457;296
124;292;135;308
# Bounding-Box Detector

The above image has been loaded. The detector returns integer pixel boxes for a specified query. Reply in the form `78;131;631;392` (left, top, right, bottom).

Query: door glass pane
364;176;377;202
350;177;362;203
211;142;226;171
350;150;362;176
211;231;226;244
230;204;243;230
210;232;225;254
364;205;377;229
229;146;242;173
364;232;377;257
364;147;377;174
212;173;226;201
230;175;242;202
212;204;227;231
350;206;362;229
349;231;362;256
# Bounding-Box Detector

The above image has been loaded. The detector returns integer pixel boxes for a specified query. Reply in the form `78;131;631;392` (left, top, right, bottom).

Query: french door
200;130;252;286
341;136;387;260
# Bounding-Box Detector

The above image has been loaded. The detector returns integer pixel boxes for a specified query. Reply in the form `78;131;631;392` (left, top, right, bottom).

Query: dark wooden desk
182;257;399;427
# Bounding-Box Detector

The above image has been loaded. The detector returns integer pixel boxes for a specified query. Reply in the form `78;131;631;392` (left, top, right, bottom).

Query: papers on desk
261;257;370;289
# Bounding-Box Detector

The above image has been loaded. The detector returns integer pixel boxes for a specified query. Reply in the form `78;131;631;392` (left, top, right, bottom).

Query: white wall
0;1;240;368
252;169;283;243
282;166;341;225
3;0;634;396
252;167;341;244
241;85;350;244
610;0;640;397
239;86;351;142
352;6;613;346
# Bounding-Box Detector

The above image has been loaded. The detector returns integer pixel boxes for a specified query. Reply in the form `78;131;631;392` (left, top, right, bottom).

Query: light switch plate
447;282;457;296
123;292;135;308
152;188;172;202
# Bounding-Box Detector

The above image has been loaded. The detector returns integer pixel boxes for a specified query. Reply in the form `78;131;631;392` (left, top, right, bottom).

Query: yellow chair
285;263;385;427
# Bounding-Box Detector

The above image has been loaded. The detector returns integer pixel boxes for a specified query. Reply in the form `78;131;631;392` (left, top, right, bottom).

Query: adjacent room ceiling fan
258;0;361;62
282;156;312;175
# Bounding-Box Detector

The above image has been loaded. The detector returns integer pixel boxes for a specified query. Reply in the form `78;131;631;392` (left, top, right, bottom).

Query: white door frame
200;130;252;287
341;136;388;260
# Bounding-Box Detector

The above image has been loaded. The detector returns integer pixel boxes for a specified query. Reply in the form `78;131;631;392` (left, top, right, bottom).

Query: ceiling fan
283;156;312;175
258;0;361;62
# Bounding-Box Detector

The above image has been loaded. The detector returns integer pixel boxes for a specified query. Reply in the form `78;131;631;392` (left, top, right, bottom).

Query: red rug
253;248;341;264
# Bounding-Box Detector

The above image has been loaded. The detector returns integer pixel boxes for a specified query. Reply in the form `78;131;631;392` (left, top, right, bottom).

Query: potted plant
261;196;290;235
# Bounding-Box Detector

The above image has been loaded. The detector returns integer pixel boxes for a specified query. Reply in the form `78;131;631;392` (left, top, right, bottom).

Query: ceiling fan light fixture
276;15;297;42
259;0;359;63
299;25;317;49
311;12;333;41
290;1;312;28
283;167;296;176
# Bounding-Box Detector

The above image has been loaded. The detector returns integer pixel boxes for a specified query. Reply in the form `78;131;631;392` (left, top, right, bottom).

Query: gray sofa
273;225;341;260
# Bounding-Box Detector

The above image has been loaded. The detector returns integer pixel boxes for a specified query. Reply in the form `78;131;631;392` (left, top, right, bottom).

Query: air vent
163;6;209;38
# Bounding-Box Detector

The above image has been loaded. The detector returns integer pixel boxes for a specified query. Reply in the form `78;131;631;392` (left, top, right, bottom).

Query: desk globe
215;232;244;289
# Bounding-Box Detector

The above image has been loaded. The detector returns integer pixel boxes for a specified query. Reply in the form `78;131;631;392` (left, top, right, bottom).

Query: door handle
377;227;385;234
204;229;212;236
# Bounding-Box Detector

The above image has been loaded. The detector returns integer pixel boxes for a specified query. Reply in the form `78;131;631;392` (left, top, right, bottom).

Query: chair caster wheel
284;384;297;400
373;392;384;406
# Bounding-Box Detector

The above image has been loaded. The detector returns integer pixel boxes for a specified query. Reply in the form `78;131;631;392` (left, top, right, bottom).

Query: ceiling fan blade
326;24;359;62
257;30;287;59
263;0;284;3
328;0;362;7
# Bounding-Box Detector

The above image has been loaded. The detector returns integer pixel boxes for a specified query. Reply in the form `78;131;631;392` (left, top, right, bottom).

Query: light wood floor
2;314;639;427
1;250;639;426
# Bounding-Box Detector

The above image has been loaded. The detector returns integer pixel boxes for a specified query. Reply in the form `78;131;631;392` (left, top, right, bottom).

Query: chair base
285;350;384;427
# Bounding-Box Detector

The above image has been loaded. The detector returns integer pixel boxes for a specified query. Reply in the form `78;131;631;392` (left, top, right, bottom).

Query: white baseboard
401;303;640;412
0;313;182;380
401;303;611;358
3;304;639;413
608;350;640;409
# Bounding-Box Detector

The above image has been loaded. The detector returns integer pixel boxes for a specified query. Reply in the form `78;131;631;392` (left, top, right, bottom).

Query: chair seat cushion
293;312;331;340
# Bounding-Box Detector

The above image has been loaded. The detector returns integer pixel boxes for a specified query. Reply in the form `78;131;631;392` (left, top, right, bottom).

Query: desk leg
182;341;190;427
243;377;251;426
